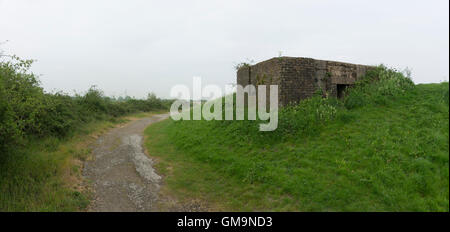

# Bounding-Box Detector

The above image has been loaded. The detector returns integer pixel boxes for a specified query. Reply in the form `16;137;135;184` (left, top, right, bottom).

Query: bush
0;79;21;153
79;86;109;114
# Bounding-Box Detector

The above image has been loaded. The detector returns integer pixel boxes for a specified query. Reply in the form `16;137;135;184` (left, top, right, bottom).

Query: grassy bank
144;68;449;211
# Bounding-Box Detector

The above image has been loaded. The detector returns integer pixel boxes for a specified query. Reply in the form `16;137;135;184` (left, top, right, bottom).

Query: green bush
79;86;109;114
0;79;21;153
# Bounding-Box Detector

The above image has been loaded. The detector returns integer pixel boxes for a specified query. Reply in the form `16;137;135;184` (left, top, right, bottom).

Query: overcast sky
0;0;448;98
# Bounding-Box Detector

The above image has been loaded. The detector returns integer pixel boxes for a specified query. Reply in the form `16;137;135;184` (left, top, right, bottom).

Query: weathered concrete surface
83;114;169;212
237;57;374;106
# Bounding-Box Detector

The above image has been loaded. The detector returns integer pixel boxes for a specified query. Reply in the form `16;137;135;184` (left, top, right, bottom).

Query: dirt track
83;114;169;212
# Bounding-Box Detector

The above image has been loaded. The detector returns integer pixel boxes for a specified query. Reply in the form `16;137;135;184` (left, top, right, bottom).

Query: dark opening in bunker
337;84;351;98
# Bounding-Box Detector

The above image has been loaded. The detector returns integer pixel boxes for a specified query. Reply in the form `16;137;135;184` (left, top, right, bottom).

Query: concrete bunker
237;57;373;106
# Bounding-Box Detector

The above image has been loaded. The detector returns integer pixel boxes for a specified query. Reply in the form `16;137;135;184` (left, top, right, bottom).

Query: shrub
79;86;108;114
0;78;21;153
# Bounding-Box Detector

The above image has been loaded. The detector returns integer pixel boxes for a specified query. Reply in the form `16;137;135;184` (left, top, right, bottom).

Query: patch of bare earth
82;113;213;212
82;114;168;211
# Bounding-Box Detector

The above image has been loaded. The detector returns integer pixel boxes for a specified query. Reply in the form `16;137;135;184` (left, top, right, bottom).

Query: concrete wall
237;57;373;106
280;57;317;105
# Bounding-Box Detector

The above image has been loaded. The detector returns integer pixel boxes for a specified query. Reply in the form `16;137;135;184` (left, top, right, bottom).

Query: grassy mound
145;66;449;211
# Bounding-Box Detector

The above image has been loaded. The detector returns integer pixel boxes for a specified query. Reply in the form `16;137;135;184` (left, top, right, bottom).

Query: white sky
0;0;448;98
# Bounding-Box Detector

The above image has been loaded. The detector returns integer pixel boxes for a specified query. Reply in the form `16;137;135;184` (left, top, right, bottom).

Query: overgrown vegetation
145;65;449;211
0;55;170;211
0;56;170;158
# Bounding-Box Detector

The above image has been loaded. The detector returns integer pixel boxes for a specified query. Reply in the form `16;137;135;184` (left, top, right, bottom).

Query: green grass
0;111;162;212
144;83;449;211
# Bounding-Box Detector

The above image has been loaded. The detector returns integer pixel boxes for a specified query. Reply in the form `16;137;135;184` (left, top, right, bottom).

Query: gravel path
83;113;169;212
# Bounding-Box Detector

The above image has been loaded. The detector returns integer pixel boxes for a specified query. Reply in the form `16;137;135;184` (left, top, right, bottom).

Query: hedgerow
0;55;171;159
